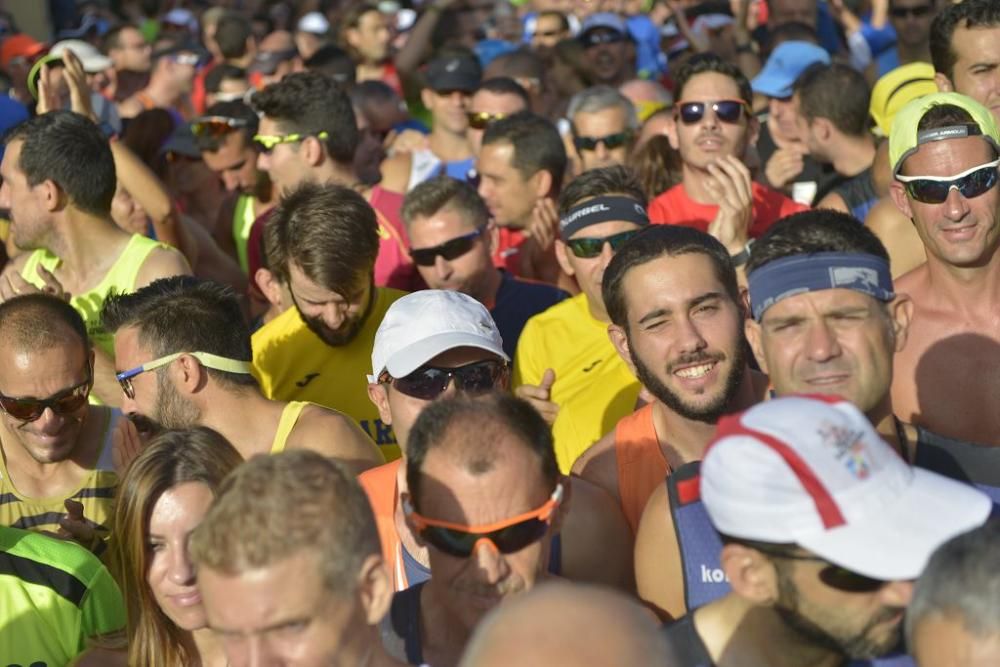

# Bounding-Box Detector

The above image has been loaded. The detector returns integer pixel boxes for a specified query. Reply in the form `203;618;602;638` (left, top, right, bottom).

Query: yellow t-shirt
252;287;406;461
513;293;640;473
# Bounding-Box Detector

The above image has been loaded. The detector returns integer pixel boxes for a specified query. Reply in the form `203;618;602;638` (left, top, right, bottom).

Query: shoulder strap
271;401;309;454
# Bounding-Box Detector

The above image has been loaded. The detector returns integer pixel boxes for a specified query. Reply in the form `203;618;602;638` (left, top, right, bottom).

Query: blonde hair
109;427;242;667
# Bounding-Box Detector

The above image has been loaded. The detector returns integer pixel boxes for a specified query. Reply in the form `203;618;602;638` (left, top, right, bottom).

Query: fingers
0;271;42;301
34;265;67;299
64;498;85;518
540;368;556;393
514;385;560;425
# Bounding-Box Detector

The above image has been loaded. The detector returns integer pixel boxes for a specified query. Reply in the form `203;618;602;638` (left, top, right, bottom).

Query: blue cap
580;12;628;37
751;41;830;99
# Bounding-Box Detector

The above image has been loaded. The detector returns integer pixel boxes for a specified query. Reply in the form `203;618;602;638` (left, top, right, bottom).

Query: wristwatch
731;240;754;267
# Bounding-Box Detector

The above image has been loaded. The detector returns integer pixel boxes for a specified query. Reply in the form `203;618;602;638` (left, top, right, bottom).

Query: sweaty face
669;72;753;171
0;343;90;464
748;289;897;416
408;208;495;301
468;90;527;156
255;116;314;195
557;219;643;321
773;556;911;659
146;482;215;632
199;550;374;667
620;254;746;423
477;141;539;229
583;29;629;85
413;436;557;632
0;140;52;251
943;26;1000;121
573;106;631;171
289;263;374;347
202;132;261;195
912;614;1000;667
892;137;1000;268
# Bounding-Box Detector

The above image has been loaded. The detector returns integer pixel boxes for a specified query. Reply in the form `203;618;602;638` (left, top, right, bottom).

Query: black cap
424;54;482;93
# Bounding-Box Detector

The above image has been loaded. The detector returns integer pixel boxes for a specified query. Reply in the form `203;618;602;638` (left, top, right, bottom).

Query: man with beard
103;275;383;471
572;225;768;535
661;395;991;667
578;13;635;89
250;183;407;459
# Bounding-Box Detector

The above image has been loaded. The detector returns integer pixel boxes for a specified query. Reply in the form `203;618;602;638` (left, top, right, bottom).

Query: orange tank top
615;403;671;535
359;459;408;590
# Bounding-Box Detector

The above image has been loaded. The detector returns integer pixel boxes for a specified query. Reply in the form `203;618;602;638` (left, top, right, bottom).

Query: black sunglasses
190;116;249;138
409;227;485;266
582;30;625;48
0;370;92;422
758;548;887;593
566;229;640;259
573;130;632;152
381;359;509;401
677;99;749;125
896;160;1000;204
890;5;932;18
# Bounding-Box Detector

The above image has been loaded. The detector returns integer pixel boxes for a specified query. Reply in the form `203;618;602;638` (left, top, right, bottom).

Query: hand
61;49;97;123
526;198;558;251
514;368;559;426
764;145;806;190
705;156;754;254
34;62;64;116
0;265;69;302
112;417;147;475
57;499;100;551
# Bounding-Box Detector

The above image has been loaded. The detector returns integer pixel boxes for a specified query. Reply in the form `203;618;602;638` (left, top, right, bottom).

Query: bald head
460;581;672;666
0;293;88;354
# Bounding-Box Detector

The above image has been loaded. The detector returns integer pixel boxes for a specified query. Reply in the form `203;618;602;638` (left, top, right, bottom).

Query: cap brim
751;71;792;99
383;332;508;379
798;469;991;581
427;76;479;93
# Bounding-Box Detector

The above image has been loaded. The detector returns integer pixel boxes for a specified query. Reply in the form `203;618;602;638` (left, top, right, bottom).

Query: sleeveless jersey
406;149;475;191
0;408;120;555
269;401;309;455
615;403;670;535
20;234;171;357
232;193;257;273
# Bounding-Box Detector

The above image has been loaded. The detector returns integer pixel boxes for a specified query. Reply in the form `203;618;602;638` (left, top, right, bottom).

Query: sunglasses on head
572;130;632;152
896;159;1000;204
406;483;563;558
583;30;625;48
467;111;507;130
0;368;92;422
380;359;508;401
758;548;887;593
253;131;329;154
409;227;485;266
676;99;749;125
890;4;932;18
566;229;640;258
190;115;249;138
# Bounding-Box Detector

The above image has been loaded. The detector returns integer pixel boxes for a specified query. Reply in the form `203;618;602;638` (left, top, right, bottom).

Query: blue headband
748;252;895;321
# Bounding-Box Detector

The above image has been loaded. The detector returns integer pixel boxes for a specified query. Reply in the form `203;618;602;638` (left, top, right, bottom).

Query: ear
175;353;208;394
254;268;286;309
554;239;575;276
665;113;680;150
744;317;769;375
531;168;553;200
934;72;954;93
420;87;435;112
356;554;393;625
345;28;360;51
366;382;393;426
41;179;62;212
888;180;914;220
746;113;761;148
721;543;780;605
485;221;499;255
303;134;325;167
815;118;834;143
551;474;572;534
608;323;636;373
888;294;913;353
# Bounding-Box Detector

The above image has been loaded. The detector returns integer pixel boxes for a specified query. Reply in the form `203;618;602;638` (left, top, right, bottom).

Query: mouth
696;135;725;150
804;374;850;387
939;223;978;242
673;362;717;379
169;590;202;607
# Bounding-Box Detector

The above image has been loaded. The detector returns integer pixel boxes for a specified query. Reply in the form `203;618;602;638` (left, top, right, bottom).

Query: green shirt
0;525;125;666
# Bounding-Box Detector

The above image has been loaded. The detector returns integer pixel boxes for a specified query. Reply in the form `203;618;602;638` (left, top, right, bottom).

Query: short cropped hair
406;393;559;512
673;53;753;108
0;293;89;355
401;176;489;231
3;111;116;217
603;225;740;331
190;450;380;595
930;0;1000;82
557;164;645;215
252;70;358;165
101;276;256;388
476;77;530;110
266;182;380;292
567;85;638;130
794;64;871;137
482;112;567;195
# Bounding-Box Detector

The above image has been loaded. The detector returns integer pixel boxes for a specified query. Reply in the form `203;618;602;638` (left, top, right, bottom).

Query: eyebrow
636;291;725;325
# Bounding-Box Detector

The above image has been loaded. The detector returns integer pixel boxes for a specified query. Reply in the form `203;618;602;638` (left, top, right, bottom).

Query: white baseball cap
49;39;112;74
368;290;507;383
297;11;331;35
701;395;992;581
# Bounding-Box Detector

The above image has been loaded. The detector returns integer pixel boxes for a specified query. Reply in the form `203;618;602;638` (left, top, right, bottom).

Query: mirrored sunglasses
677;99;749;125
380;359;508;401
0;371;92;422
467;111;507;130
896;159;1000;204
566;229;640;259
572;130;632;152
190;116;249;137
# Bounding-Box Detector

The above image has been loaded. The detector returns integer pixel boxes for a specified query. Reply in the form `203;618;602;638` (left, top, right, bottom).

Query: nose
879;579;915;608
322;303;347;331
594;140;609;162
434;254;452;282
702;106;721;130
222;172;240;192
256;150;271;174
472;538;509;585
675;314;709;355
942;184;972;222
805;319;842;363
168;544;195;586
598;240;615;267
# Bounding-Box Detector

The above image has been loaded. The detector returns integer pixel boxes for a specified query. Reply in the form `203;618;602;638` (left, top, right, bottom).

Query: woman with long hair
75;427;243;667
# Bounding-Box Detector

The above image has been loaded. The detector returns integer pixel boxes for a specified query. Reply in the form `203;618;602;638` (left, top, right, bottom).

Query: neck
897;43;931;65
475;269;504;307
317;163;362;189
922;251;1000;311
428;127;472;162
420;581;475;665
585;295;610;324
828;135;876;178
50;211;129;280
194;387;276;457
144;74;181;106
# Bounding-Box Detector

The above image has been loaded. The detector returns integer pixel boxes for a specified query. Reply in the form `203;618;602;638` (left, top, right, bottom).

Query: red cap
1;33;46;71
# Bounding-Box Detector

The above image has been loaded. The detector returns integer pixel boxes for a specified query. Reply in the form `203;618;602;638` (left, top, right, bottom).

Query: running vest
20;234;169;357
615;403;670;535
232;193;257;273
0;408;120;554
406;149;475;191
269;401;309;455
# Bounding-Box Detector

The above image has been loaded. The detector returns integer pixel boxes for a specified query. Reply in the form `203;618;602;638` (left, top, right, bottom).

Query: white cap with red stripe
700;395;992;581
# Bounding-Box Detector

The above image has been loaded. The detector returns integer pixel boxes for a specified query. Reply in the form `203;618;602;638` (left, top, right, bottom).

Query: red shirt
648;181;808;239
492;227;526;275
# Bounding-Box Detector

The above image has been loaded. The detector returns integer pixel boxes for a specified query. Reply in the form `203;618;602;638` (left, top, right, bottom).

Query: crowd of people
0;0;998;665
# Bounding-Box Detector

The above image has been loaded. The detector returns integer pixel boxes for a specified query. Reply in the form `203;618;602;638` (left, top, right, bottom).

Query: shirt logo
582;359;602;373
295;372;320;388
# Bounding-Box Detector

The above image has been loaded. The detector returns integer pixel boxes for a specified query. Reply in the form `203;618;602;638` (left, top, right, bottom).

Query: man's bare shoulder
894;263;931;300
378;151;413;194
572;429;620;502
288;403;384;472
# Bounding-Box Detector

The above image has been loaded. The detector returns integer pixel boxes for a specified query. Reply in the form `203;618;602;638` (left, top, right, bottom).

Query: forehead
357;10;385;28
950;25;1000;62
623;253;727;309
411;205;476;234
472;90;526;114
900;135;996;176
760;287;882;321
679;71;741;101
257;115;285;134
574;106;628;130
480;141;517;169
0;139;23;178
289;262;364;299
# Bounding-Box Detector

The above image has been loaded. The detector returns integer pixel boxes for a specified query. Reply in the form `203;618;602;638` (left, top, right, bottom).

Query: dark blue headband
748;252;895;321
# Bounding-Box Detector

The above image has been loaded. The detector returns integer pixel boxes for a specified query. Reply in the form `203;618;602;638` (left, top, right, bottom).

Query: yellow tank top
232;194;257;274
271;401;309;454
20;234;169;357
0;408;120;552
